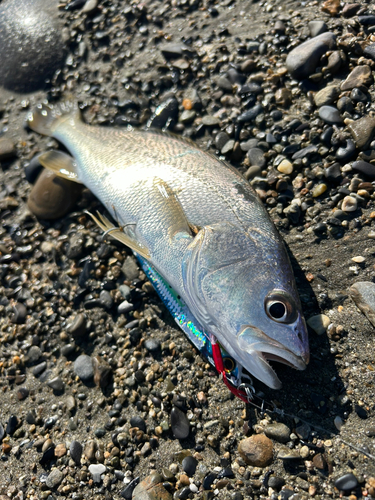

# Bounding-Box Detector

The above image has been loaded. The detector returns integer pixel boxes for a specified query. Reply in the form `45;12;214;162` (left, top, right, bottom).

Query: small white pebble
352;256;365;263
277;159;293;174
341;195;357;212
190;484;198;493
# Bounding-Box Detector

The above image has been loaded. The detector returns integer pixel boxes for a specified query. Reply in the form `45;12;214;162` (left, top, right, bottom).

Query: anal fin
38;150;82;183
87;211;150;260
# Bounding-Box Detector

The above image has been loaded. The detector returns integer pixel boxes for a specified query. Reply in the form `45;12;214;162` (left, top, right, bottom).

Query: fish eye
265;290;297;324
223;356;236;372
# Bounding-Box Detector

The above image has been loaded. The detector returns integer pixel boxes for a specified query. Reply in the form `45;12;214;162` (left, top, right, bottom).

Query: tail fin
26;102;81;136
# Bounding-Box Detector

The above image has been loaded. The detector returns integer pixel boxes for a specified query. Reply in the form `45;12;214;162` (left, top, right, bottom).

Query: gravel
1;0;375;498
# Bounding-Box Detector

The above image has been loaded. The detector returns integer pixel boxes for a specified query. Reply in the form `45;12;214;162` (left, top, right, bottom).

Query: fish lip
237;325;308;389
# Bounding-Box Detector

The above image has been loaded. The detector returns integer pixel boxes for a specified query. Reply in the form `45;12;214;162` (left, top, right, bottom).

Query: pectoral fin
87;211;151;259
38;150;82;183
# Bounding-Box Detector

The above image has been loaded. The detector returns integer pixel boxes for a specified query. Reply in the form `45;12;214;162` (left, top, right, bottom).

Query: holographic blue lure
136;254;255;402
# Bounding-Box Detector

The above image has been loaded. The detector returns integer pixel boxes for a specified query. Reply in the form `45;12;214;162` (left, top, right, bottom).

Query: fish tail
27;101;81;136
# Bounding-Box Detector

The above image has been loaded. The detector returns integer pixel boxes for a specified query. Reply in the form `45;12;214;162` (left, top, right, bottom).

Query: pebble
182;456;198;476
0;0;66;92
89;463;106;483
54;443;67;457
341;65;373;91
11;302;27;324
334;473;358;492
122;256;139;280
0;424;4;442
201;115;220;127
311;183;327;197
27;345;42;364
73;354;94;381
120;477;140;499
307;314;330;334
247;148;266;168
70;440;82;465
318;106;342;124
308;20;328;37
170;406;190;439
346;115;375;149
285;32;336;80
92;355;112;388
28;169;81;219
0;137;17;161
238;434;273;467
132;472;172;500
321;0;340;16
350;281;375;327
263;423;291;443
314;85;340;107
45;468;64;489
358;15;375;26
130;415;147;432
364;43;375;61
277;447;301;460
147;98;178;129
352;160;375;179
335;139;355;162
277;159;293;175
341;196;357;212
47;377;64;392
67;313;87;338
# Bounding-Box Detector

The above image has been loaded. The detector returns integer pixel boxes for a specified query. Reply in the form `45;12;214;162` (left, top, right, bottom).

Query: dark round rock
130;415;146;432
364;42;375;61
16;387;29;400
350;88;367;103
337;96;353;113
0;0;67;92
247;147;266;168
358;15;375;26
352;160;375;179
73;354;94;382
170;406;190;439
355;404;368;419
335;139;356;162
182;456;198;476
99;290;113;309
144;338;161;353
268;475;285;491
11;302;27;324
334;472;358;491
70;440;83;465
6;415;18;435
203;472;217;490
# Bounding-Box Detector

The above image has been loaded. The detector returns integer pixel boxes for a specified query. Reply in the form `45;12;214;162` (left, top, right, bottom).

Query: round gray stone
73;354;94;382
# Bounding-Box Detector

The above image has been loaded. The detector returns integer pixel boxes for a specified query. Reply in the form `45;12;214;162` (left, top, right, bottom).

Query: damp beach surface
0;0;375;498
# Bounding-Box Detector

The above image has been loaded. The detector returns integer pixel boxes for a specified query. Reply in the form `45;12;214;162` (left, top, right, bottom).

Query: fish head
182;222;309;390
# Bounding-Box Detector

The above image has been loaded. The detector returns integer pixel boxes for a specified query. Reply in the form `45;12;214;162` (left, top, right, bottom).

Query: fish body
27;103;309;395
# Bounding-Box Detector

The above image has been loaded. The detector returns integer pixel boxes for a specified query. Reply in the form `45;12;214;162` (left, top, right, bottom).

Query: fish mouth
237;325;308;390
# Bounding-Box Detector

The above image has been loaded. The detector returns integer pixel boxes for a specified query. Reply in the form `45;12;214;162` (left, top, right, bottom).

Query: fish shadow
245;242;348;439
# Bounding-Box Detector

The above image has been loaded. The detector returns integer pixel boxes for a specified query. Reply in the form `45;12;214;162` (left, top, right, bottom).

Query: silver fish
27;102;309;395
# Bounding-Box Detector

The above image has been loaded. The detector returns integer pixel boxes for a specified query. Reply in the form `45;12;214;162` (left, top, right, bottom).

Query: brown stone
2;443;11;454
347;115;375;150
92;356;112;388
0;137;17;161
132;472;172;500
321;0;340;16
312;453;327;470
238;434;273;467
54;443;67;457
341;65;373;91
275;88;292;108
28;168;82;220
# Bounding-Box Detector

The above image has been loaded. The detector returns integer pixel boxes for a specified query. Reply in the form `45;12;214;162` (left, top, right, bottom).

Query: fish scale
27;102;309;398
